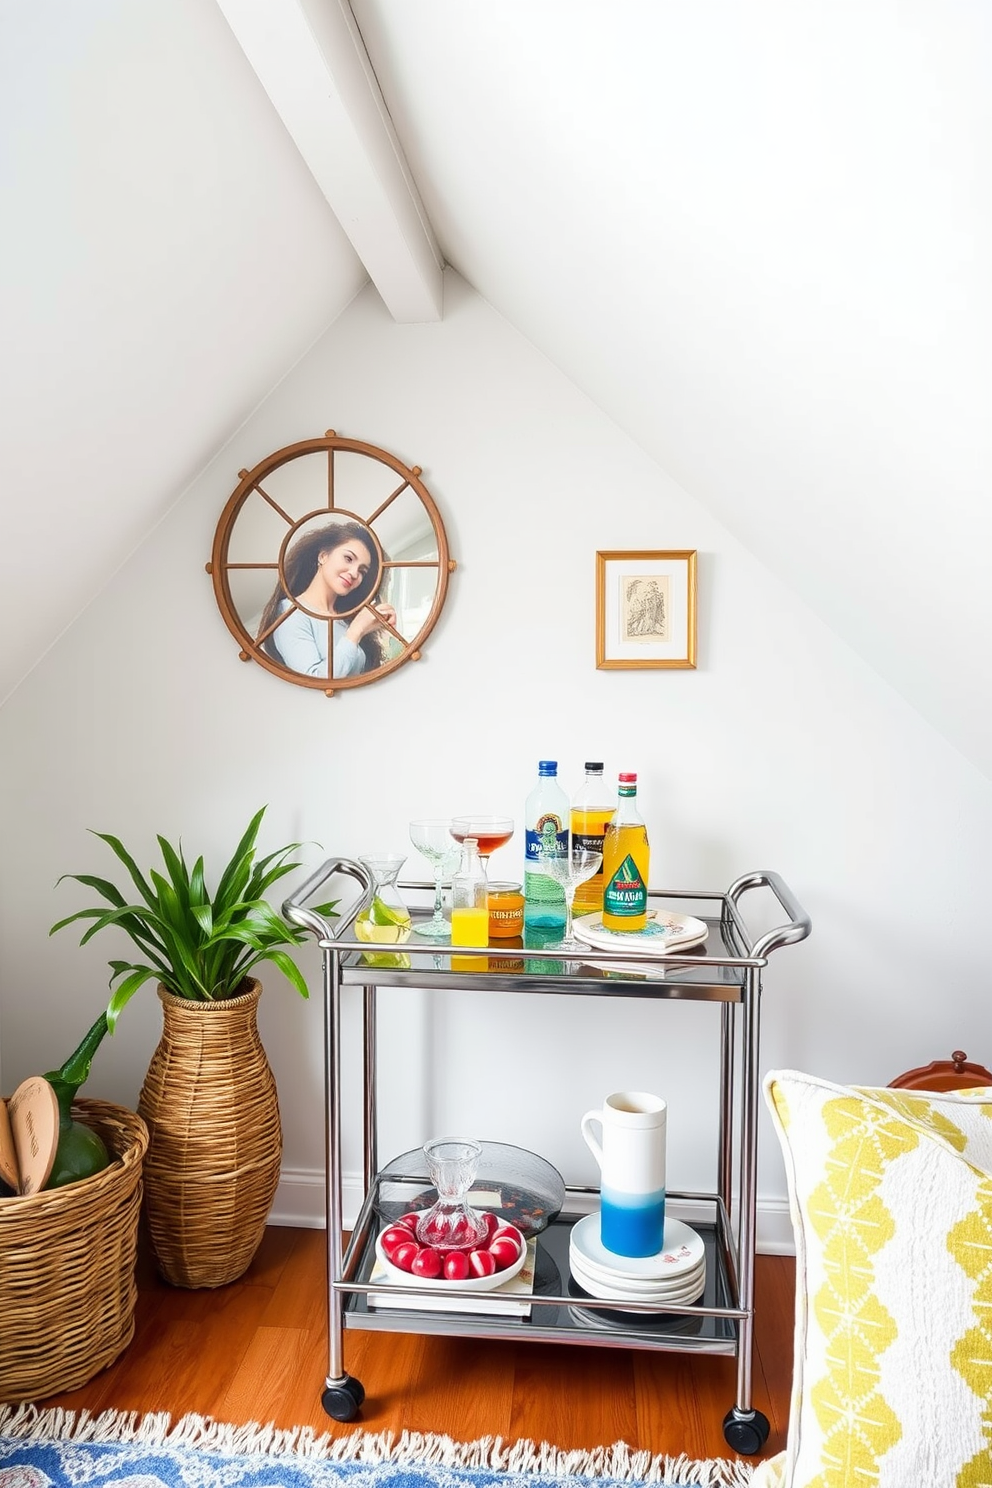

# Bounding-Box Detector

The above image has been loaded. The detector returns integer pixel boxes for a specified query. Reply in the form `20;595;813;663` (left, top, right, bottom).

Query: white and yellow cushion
753;1070;992;1488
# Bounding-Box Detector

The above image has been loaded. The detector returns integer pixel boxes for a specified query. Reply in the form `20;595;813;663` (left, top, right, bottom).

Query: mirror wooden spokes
208;432;454;695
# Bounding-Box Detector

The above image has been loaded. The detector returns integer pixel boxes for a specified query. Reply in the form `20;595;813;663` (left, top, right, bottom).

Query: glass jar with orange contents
488;881;524;938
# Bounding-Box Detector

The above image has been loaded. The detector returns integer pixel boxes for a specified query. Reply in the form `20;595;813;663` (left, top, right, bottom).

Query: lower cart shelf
341;1203;739;1355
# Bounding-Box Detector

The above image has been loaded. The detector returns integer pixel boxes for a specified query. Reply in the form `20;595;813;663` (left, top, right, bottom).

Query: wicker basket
0;1097;148;1403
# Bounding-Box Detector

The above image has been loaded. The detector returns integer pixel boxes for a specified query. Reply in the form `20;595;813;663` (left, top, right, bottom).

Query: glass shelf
341;1197;738;1356
336;898;757;1005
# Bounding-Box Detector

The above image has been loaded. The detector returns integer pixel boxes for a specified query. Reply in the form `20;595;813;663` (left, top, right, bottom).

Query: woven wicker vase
0;1098;148;1403
138;979;282;1288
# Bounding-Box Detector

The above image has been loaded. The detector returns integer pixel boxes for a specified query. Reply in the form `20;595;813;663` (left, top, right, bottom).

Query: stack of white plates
569;1213;706;1308
572;910;709;956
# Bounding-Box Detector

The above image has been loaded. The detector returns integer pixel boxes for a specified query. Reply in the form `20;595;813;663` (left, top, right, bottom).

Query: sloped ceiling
0;0;366;703
4;2;990;777
348;0;992;778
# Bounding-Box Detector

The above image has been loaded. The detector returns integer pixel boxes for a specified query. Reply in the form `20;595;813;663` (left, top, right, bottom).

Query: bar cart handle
726;869;812;960
282;856;372;941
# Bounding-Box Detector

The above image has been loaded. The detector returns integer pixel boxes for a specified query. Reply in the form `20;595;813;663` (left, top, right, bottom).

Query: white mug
581;1091;667;1257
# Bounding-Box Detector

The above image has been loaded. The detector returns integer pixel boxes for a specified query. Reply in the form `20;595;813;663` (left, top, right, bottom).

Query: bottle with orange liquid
570;761;615;916
601;773;650;932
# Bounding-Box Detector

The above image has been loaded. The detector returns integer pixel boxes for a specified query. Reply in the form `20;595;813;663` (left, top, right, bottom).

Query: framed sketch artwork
595;550;697;670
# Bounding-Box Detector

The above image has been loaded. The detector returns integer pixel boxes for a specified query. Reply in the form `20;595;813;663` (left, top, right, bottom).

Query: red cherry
468;1248;496;1278
381;1225;417;1258
481;1212;500;1239
396;1212;421;1231
489;1236;521;1271
411;1246;443;1278
391;1241;420;1272
443;1251;470;1281
491;1224;521;1245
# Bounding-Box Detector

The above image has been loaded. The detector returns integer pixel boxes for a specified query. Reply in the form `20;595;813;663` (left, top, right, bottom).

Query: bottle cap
619;772;637;782
584;762;604;771
538;760;558;774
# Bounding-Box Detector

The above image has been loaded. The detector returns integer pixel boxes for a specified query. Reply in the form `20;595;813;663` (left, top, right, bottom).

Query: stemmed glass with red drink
449;816;514;872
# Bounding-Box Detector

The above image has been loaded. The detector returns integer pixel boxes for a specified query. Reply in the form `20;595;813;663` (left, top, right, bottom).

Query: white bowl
374;1224;527;1292
570;1213;706;1281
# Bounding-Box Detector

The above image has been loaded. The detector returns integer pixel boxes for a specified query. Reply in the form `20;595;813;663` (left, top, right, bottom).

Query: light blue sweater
270;601;367;678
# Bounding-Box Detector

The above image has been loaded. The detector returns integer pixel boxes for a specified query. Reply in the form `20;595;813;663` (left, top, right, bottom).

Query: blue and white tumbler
581;1091;667;1258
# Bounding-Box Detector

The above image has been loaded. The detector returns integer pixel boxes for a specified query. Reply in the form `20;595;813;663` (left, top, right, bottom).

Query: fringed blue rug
0;1407;757;1488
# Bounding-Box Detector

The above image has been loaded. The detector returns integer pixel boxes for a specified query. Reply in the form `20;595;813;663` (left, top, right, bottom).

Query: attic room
1;1;990;1483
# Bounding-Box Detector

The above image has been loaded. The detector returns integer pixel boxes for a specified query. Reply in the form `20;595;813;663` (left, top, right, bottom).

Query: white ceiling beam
215;0;444;322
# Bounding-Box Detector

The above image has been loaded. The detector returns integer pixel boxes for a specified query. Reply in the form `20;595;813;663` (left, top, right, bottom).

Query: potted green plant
51;806;336;1288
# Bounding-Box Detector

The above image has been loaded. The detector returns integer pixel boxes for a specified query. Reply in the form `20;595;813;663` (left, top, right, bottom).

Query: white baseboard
271;1168;797;1256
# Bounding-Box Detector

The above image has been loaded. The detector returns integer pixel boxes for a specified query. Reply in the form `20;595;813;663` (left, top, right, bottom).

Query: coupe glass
536;845;603;952
449;815;514;869
409;819;462;940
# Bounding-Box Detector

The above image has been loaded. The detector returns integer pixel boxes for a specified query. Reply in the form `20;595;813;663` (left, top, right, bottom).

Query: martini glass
450;815;514;871
409;819;462;940
536;845;603;952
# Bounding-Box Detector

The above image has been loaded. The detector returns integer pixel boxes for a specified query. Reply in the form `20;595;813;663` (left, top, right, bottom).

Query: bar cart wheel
722;1407;770;1455
322;1376;365;1421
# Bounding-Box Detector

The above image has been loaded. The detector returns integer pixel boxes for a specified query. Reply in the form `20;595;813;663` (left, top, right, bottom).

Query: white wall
0;0;366;706
2;270;989;1250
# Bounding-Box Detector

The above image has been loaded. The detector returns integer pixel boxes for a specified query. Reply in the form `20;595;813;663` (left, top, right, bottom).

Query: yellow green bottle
44;1012;112;1189
601;772;650;932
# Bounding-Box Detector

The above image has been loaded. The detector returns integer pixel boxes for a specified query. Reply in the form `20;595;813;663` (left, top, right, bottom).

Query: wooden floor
43;1227;796;1466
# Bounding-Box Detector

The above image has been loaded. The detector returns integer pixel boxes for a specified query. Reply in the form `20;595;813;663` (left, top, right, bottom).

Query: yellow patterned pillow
753;1071;992;1488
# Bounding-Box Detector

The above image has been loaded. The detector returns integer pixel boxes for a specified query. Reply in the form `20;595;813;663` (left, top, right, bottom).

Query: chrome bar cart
283;864;810;1456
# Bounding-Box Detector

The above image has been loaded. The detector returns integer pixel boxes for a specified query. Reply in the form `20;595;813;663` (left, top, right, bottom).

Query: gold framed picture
596;550;697;670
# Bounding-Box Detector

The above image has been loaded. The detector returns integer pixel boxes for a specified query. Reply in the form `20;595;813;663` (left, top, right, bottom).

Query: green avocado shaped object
43;1012;111;1190
45;1088;110;1188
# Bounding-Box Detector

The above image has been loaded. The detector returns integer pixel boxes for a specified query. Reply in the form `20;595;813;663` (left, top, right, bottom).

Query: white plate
570;1212;706;1281
569;1248;706;1294
572;911;709;957
374;1225;527;1292
568;1247;705;1292
569;1237;706;1284
569;1255;705;1305
567;1301;706;1331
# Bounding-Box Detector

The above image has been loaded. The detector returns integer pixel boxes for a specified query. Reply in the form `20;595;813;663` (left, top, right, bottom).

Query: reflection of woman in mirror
257;521;396;677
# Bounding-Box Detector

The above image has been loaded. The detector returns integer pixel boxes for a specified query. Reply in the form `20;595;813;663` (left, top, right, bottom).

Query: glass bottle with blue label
523;760;568;930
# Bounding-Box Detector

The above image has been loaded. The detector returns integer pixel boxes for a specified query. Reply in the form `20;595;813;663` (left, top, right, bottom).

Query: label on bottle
603;853;647;920
524;819;566;924
524;814;566;860
572;829;604;854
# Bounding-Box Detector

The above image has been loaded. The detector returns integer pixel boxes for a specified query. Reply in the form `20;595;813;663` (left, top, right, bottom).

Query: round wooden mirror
208;432;455;695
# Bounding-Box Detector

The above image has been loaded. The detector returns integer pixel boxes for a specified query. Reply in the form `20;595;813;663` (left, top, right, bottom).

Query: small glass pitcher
415;1137;490;1251
355;854;412;944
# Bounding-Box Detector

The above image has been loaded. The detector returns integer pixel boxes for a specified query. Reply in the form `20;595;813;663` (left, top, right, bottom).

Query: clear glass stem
413;859;451;939
562;886;576;946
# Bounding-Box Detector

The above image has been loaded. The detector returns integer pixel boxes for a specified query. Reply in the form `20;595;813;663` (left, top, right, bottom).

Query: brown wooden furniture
888;1050;992;1092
